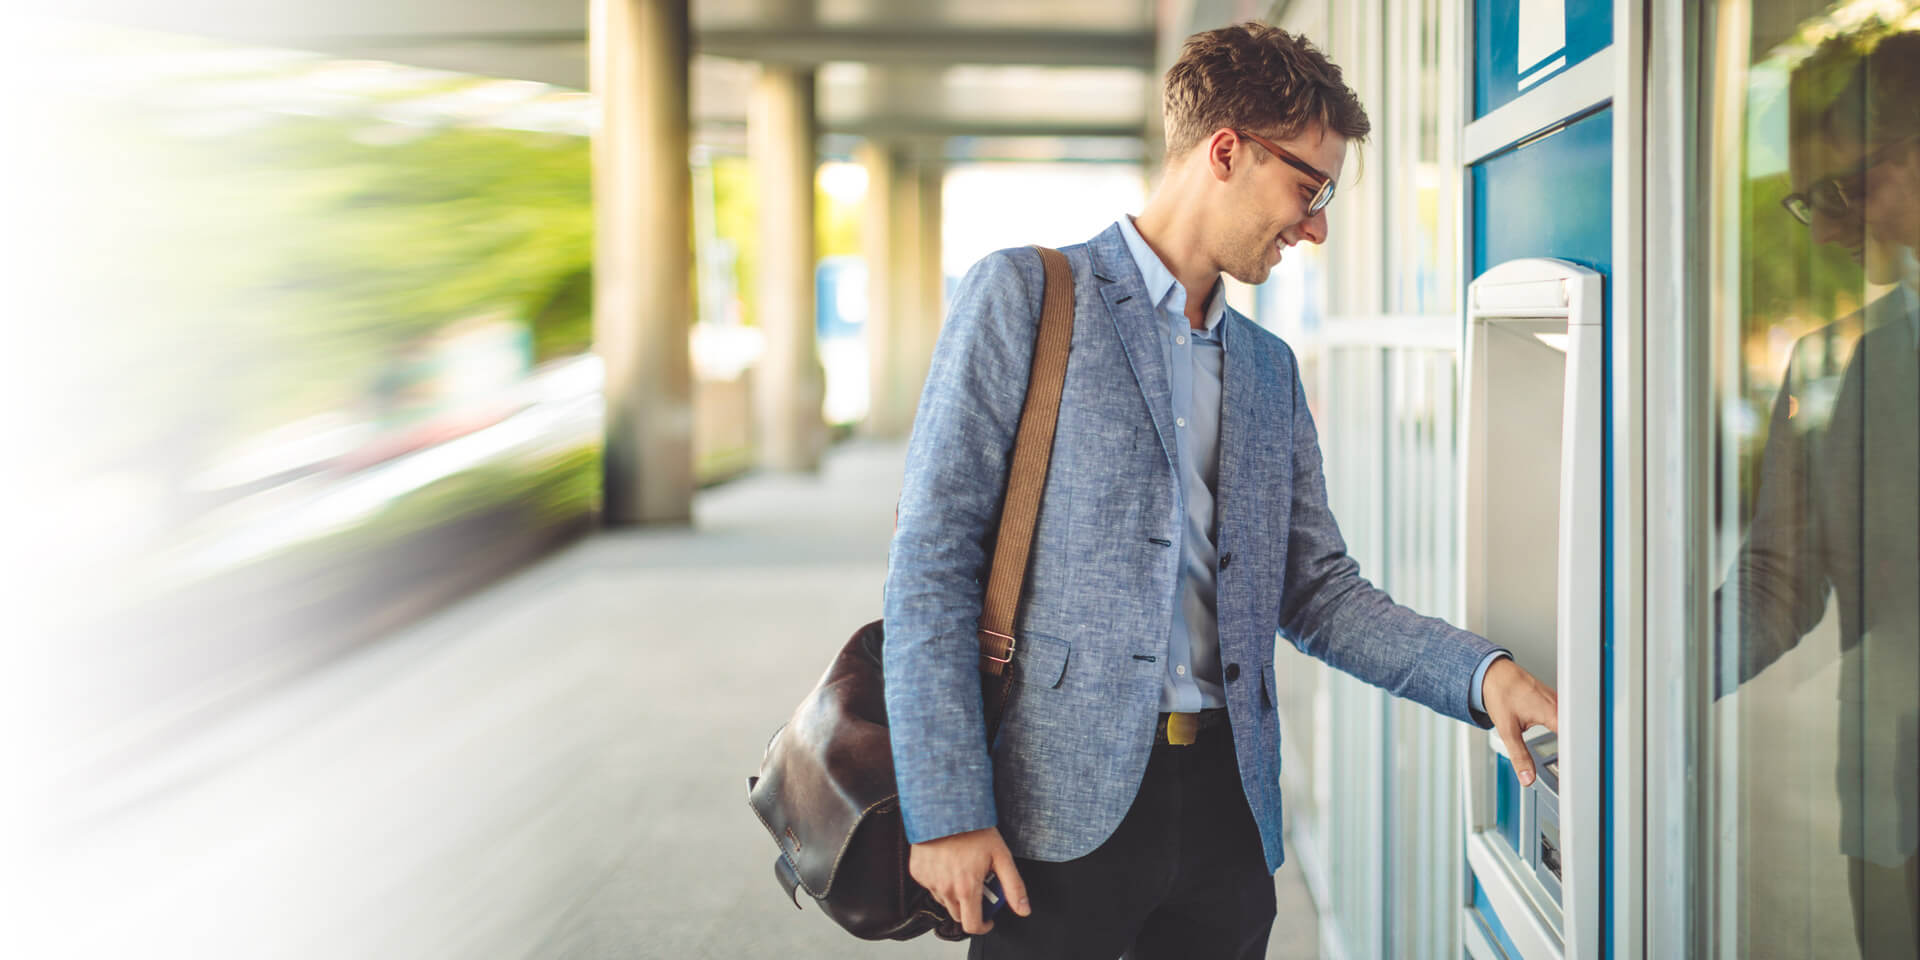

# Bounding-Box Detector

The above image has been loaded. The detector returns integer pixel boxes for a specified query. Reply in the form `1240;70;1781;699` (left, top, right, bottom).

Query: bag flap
747;619;896;897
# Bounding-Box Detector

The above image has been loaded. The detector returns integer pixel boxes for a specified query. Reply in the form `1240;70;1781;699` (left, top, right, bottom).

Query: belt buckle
1165;712;1201;746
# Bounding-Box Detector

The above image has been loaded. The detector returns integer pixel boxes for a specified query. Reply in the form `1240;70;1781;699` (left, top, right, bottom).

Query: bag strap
977;245;1074;694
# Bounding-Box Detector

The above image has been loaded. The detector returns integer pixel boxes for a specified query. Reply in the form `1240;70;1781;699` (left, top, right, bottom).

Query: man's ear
1206;129;1240;182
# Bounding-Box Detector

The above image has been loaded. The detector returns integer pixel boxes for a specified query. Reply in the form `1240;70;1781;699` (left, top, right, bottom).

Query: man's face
1212;126;1347;286
1793;134;1918;285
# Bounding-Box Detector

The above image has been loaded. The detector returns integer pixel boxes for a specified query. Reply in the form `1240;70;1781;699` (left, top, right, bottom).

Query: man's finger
1500;722;1536;786
992;847;1031;917
956;877;988;935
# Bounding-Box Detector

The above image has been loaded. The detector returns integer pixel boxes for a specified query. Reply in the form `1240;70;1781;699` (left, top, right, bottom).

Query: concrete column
909;159;945;400
861;142;946;439
860;141;912;438
590;0;694;525
749;66;828;471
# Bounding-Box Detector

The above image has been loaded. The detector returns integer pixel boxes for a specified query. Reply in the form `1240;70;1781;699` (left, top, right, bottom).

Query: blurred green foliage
213;118;596;430
46;29;868;544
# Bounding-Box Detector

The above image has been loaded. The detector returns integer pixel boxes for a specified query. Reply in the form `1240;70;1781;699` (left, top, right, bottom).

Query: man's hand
1482;657;1559;787
908;826;1031;935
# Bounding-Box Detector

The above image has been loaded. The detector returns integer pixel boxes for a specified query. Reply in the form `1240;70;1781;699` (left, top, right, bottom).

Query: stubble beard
1227;235;1277;286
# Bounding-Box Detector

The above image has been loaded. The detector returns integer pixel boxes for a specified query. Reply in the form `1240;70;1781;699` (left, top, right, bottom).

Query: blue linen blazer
882;223;1502;874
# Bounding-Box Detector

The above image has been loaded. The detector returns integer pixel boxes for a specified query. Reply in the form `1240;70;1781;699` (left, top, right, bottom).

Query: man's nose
1299;209;1329;245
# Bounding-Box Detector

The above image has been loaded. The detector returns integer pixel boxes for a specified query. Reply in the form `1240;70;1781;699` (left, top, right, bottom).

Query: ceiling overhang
60;0;1156;148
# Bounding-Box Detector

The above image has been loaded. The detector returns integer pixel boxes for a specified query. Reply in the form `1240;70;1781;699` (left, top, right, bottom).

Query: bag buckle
979;628;1017;664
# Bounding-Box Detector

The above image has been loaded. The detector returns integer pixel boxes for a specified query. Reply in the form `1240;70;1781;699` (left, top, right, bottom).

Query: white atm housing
1460;258;1603;960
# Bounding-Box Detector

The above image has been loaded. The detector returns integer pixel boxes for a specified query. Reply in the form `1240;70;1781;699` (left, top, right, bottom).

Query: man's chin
1227;261;1273;286
1863;245;1902;285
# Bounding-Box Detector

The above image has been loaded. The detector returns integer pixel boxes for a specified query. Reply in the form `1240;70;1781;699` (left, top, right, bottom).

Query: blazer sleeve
1273;344;1506;729
1712;332;1844;698
883;247;1045;844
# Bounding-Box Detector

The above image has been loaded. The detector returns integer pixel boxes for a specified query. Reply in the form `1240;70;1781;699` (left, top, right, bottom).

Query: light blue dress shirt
1114;216;1506;718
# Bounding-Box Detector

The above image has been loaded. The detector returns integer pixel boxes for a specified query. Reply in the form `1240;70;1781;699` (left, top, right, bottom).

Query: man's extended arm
1272;344;1507;728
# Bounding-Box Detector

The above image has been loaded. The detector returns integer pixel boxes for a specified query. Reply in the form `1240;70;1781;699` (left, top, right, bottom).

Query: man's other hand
908;826;1031;935
1483;657;1559;787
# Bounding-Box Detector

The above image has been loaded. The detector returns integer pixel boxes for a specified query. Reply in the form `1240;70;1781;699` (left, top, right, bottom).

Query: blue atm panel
1471;108;1612;281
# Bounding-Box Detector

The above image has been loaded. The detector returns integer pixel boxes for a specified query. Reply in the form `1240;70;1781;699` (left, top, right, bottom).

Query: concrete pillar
860;140;910;438
589;0;694;525
749;66;828;471
861;142;945;439
909;159;945;400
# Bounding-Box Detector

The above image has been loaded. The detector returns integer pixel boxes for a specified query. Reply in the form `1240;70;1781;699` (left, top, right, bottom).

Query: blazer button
1220;552;1232;570
1225;662;1241;682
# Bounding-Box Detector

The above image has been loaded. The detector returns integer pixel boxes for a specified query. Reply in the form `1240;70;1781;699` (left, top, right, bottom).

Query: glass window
1704;5;1920;957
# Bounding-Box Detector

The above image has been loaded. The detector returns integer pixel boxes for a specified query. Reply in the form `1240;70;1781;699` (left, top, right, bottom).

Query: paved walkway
44;440;1320;959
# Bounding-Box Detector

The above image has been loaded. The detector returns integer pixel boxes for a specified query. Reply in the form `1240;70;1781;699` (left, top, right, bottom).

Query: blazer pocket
1261;660;1278;710
1012;632;1071;689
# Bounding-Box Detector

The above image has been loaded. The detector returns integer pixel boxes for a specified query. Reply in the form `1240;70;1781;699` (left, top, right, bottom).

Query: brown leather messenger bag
745;245;1074;941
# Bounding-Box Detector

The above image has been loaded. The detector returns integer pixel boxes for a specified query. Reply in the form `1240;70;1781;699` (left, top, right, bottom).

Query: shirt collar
1116;215;1226;335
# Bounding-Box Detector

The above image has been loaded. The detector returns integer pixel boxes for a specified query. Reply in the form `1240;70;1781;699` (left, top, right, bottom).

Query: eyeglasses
1781;135;1918;225
1781;174;1860;225
1233;128;1336;214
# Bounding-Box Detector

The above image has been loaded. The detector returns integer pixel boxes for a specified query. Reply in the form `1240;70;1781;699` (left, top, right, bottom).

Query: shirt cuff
1469;650;1511;718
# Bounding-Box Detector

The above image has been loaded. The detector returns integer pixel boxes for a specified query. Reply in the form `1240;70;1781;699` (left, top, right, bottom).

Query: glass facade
1262;1;1476;955
1703;4;1920;957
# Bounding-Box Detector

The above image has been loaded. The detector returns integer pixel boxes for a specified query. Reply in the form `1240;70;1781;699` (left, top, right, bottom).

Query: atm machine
1460;258;1602;960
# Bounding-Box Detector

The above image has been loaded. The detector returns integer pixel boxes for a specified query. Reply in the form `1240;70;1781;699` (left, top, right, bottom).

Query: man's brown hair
1162;22;1370;161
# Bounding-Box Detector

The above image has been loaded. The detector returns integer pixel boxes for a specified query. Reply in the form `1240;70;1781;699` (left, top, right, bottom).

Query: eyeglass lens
1782;179;1852;225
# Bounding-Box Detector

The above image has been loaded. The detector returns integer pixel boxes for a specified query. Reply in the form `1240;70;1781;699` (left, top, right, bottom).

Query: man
1718;29;1919;957
883;23;1559;958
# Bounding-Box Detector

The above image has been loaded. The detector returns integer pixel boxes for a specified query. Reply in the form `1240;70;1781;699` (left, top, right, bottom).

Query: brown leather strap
977;246;1073;682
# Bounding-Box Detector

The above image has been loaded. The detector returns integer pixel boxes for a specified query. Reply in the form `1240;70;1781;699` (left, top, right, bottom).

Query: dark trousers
967;723;1277;960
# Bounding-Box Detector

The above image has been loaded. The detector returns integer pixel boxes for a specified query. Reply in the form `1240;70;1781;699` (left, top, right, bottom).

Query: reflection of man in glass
1722;30;1919;958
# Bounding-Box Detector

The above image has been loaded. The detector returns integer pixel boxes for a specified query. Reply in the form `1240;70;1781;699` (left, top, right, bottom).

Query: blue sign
1475;0;1613;118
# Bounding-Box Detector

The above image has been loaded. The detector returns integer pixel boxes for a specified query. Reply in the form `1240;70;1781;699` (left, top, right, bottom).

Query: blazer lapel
1088;224;1177;471
1214;312;1269;560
